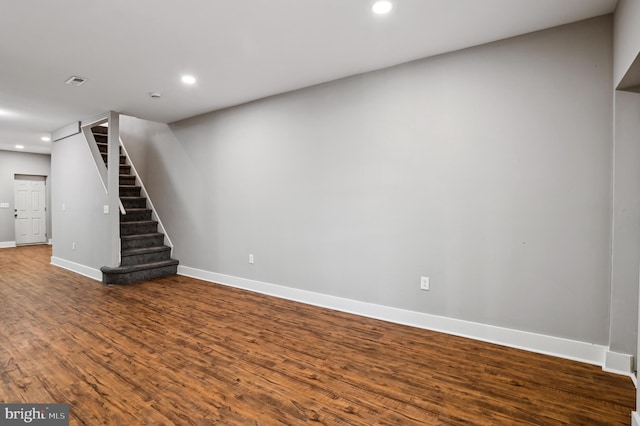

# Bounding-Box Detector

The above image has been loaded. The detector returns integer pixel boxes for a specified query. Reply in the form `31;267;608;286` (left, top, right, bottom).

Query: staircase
93;126;179;284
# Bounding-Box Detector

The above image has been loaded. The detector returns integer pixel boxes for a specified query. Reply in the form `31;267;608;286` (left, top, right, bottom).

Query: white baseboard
632;411;640;426
604;350;635;377
178;265;616;369
0;241;16;248
48;239;52;245
50;256;102;281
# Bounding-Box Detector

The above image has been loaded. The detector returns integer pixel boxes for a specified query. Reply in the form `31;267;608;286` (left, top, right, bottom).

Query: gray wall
51;133;112;270
611;0;640;367
122;16;614;346
120;117;150;184
610;91;640;359
0;150;51;244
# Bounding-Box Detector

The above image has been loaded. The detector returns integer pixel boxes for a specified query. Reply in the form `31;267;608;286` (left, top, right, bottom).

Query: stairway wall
609;90;640;360
121;17;613;347
51;132;112;273
614;0;640;87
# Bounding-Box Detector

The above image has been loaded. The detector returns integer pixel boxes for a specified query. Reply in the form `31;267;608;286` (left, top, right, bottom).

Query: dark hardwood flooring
0;245;635;425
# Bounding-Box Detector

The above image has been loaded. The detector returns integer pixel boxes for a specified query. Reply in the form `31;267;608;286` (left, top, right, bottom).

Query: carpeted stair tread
120;208;152;222
121;208;152;215
120;233;165;250
120;220;159;236
96;142;122;154
120;197;147;208
121;232;164;241
100;153;126;164
102;259;178;274
121;220;157;226
120;177;136;185
121;246;170;256
120;244;172;266
122;208;151;213
120;184;141;197
101;259;179;284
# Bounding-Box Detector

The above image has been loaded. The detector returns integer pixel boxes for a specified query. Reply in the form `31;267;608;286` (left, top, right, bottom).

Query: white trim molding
0;241;17;248
178;265;618;369
604;350;635;376
51;256;102;281
632;411;640;426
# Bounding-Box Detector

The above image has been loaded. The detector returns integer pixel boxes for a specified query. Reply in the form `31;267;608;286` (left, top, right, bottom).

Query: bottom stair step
121;233;165;249
121;245;172;266
101;259;179;285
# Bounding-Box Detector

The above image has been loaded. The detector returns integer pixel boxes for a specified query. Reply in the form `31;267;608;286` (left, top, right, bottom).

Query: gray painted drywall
51;133;112;270
121;16;613;345
0;150;51;244
610;91;640;360
614;0;640;87
120;116;150;181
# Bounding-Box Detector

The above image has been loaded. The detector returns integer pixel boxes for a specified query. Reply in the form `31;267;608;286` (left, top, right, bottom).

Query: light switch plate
0;203;9;208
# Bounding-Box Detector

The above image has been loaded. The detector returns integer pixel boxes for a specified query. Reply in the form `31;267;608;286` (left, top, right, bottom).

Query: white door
14;175;47;245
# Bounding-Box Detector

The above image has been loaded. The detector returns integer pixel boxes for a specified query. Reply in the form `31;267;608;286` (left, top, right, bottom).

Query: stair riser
101;154;127;165
121;235;165;250
96;143;122;154
120;210;152;222
121;249;171;266
121;222;158;236
120;176;136;185
120;187;141;197
120;165;131;174
103;264;178;285
121;198;146;209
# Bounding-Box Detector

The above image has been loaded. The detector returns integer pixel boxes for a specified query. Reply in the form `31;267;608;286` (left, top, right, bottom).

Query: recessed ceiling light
181;75;196;85
41;136;51;142
15;145;24;149
372;1;393;14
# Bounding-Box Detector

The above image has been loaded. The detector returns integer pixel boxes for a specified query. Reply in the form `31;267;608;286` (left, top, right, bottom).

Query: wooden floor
0;245;635;425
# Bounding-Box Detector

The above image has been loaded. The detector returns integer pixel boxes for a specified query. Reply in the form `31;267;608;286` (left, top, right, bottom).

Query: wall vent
65;76;87;86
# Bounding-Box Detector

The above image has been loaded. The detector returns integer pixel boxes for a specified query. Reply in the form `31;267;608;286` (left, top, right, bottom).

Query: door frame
14;174;48;246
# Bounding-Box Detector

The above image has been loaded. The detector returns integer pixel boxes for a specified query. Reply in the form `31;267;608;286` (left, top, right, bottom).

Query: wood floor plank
0;245;636;425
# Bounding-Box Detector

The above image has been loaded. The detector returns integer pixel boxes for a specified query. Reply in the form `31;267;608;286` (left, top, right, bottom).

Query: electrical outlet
420;276;430;291
72;242;76;251
249;254;254;264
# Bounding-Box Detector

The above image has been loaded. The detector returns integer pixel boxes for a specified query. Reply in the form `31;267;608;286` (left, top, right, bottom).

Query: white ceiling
0;0;617;154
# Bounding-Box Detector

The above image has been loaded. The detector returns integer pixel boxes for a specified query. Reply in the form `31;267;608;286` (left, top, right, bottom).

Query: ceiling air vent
65;76;87;86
